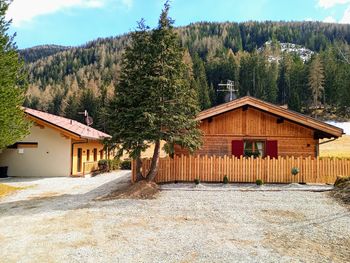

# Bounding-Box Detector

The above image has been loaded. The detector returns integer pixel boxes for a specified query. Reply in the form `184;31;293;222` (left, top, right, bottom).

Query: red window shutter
232;140;244;158
266;140;278;158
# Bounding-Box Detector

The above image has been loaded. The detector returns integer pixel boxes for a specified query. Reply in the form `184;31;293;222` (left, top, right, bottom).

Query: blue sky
6;0;350;49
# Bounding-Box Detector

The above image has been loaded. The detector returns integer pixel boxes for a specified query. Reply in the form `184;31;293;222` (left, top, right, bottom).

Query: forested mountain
19;45;70;63
22;21;350;132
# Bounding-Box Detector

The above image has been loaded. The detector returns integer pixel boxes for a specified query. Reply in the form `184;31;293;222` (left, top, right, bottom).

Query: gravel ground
0;173;349;263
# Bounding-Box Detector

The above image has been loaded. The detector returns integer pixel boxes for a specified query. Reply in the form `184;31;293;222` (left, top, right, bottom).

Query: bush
194;178;200;185
98;159;120;172
256;179;264;186
334;176;350;187
109;159;120;170
120;159;131;170
291;167;300;176
98;159;109;172
223;175;229;184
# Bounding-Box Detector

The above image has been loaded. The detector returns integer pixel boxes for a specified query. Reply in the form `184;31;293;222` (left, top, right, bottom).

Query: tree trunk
146;140;160;182
135;156;144;182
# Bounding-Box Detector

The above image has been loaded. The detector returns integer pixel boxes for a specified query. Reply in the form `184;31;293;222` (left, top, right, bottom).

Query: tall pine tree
0;1;29;149
308;54;325;107
193;54;211;109
109;2;202;181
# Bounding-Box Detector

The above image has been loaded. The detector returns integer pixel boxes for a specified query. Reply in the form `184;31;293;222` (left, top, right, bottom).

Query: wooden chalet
175;96;344;158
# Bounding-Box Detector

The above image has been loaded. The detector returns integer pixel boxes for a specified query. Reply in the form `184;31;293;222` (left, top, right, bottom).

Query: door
77;148;82;173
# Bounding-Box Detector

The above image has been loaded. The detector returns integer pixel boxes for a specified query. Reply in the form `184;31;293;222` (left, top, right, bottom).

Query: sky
6;0;350;49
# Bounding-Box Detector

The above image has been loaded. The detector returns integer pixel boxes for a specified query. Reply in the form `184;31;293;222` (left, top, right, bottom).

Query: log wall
175;107;318;157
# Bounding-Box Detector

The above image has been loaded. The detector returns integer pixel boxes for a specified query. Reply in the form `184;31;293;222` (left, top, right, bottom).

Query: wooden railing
83;161;99;175
132;155;350;184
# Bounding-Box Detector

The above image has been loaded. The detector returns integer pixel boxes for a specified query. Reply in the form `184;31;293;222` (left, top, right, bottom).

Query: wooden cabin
175;96;343;158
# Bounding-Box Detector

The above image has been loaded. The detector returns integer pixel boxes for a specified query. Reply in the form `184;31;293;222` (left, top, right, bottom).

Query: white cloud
340;5;350;23
323;15;337;22
6;0;133;27
318;0;350;8
121;0;133;9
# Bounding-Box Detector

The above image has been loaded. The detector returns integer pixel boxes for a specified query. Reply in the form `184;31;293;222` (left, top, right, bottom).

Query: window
87;149;90;161
8;142;38;149
77;148;82;173
100;150;103;160
244;140;265;157
93;148;97;162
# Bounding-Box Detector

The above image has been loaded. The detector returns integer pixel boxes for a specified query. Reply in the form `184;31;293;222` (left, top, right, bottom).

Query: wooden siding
197;96;343;138
133;155;350;184
175;107;318;157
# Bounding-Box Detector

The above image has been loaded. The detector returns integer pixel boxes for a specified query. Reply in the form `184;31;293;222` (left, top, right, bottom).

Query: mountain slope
21;21;350;131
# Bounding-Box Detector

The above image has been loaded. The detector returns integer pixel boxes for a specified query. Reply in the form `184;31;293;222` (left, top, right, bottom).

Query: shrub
256;179;264;185
108;159;120;170
223;175;229;184
291;167;300;176
98;159;120;172
194;178;200;185
120;159;131;170
334;176;350;187
98;159;109;172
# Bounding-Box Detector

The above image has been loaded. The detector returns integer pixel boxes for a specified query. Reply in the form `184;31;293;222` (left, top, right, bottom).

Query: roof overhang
197;96;344;139
26;113;111;141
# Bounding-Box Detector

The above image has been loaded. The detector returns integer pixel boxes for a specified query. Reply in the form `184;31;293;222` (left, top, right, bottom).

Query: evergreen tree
0;1;29;149
308;55;325;107
193;54;211;109
63;94;80;121
108;18;153;180
288;56;306;111
277;53;292;105
109;2;202;181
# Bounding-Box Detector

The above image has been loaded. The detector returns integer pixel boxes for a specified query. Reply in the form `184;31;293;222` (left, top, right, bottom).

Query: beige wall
120;141;168;160
0;124;71;177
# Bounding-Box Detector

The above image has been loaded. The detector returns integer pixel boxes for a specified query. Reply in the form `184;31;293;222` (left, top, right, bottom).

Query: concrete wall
0;124;71;177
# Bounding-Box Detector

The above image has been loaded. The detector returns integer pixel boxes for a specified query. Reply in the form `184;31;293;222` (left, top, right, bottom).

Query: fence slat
131;155;350;183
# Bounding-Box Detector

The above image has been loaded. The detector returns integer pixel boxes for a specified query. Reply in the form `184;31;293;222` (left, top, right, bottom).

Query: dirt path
0;177;349;262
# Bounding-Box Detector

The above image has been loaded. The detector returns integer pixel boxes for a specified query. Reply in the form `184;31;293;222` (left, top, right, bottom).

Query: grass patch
320;135;350;158
0;183;26;197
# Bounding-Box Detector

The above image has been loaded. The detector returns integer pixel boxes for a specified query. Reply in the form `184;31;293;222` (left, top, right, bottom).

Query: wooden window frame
93;148;97;162
243;139;266;158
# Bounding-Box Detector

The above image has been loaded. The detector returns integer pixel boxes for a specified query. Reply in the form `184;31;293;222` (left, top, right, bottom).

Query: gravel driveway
0;173;349;263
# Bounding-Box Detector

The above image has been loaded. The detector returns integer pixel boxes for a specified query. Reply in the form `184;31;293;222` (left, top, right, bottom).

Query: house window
244;140;265;157
87;149;90;161
93;148;97;162
100;150;103;160
8;142;38;149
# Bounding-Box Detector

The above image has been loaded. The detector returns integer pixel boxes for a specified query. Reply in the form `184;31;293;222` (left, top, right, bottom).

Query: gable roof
197;96;344;138
25;108;111;140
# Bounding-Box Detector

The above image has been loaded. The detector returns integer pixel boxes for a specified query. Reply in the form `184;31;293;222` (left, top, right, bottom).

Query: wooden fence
132;155;350;184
